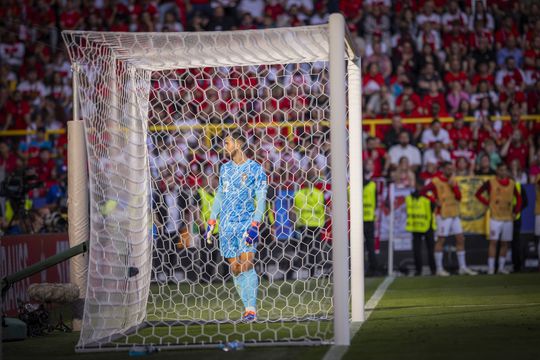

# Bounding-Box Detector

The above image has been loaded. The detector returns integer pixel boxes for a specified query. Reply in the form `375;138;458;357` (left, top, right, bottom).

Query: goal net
62;14;363;351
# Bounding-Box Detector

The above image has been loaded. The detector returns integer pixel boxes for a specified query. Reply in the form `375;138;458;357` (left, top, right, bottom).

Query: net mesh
62;26;351;350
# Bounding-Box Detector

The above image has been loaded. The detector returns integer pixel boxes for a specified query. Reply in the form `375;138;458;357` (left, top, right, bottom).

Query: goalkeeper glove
243;221;260;247
206;219;216;244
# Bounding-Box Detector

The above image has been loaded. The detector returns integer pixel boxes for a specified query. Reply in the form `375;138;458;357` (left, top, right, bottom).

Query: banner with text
0;233;70;316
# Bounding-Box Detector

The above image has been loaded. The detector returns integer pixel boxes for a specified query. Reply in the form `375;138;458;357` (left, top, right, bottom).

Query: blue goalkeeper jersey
210;159;268;224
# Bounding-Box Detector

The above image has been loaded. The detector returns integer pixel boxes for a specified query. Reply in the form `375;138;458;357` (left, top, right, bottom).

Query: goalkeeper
206;129;268;322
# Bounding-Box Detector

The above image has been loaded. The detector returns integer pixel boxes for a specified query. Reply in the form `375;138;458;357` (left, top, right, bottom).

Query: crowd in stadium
0;0;539;247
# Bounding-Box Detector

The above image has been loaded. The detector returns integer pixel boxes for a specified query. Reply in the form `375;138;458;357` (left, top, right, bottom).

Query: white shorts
489;219;513;242
436;216;463;238
535;215;540;236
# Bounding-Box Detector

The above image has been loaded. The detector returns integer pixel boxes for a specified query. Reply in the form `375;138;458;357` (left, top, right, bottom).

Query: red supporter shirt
499;90;526;105
396;92;422;108
340;0;363;17
60;10;81;29
420;170;442;183
495;27;519;47
421;93;447;115
362;73;385;89
501;122;529;141
469;30;494;48
444;70;468;87
362;148;387;178
265;3;284;19
471;73;495;88
501;69;525;87
442;33;468;51
505;143;528;169
0;154;18;174
6;100;30;130
528;90;540;114
448;126;473;147
28;157;56;182
523;49;539;70
474;128;498;150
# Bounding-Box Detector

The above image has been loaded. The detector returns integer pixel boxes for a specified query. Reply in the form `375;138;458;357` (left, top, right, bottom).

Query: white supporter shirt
423;148;451;166
389;144;422;167
0;42;25;66
416;13;441;27
421;128;451;146
441;11;468;29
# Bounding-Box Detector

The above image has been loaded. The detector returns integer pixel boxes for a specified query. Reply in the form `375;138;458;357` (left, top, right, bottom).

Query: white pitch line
322;276;395;360
379;302;540;311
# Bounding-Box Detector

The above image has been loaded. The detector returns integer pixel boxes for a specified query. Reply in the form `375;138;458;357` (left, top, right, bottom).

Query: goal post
63;13;363;351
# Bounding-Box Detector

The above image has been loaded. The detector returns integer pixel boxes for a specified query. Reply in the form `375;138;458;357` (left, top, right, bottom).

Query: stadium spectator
469;37;496;76
420;160;440;182
423;141;451;168
510;158;528;184
365;41;392;79
496;56;525;91
497;36;523;68
363;5;391;46
501;106;530;141
455;156;472;176
363;136;389;178
501;130;529;170
468;0;495;32
446;81;470;114
447;114;473;147
416;1;441;32
383;115;408;148
418;63;444;96
530;146;540;182
366;85;395;116
391;156;416;189
476;153;495;176
363;62;385;96
389;131;422;171
416;21;441;53
421;120;451;148
0;32;25;67
471;80;498;108
479;138;503;170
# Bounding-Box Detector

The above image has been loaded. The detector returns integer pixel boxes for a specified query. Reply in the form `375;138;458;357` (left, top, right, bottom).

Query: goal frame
65;13;364;349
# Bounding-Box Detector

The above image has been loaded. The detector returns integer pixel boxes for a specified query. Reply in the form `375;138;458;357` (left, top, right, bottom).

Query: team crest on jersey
242;173;248;185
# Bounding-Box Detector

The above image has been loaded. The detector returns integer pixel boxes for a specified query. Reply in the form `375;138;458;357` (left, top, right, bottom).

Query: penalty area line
322;276;395;360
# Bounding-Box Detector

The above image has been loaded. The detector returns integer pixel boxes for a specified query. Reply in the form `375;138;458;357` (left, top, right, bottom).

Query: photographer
0;168;41;234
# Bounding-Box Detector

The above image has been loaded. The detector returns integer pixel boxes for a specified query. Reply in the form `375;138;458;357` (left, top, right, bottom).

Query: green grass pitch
3;274;540;360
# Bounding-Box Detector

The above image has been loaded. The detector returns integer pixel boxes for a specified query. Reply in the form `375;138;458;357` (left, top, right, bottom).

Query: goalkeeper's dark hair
228;128;248;150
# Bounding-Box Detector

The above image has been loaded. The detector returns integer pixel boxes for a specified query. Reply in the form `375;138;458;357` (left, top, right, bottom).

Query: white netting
63;25;354;350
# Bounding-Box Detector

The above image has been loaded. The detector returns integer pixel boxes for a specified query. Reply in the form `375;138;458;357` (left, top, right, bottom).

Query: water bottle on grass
128;345;159;356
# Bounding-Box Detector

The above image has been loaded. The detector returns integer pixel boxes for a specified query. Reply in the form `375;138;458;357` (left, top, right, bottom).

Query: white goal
63;13;364;352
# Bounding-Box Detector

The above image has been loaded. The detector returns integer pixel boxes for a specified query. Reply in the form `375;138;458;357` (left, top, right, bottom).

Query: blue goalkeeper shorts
219;220;256;259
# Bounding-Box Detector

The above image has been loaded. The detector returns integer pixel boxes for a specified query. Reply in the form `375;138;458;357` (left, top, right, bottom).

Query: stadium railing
1;114;539;142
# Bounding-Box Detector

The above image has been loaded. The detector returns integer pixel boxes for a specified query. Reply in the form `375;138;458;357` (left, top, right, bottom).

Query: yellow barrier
362;115;540;137
0;129;66;140
1;115;539;141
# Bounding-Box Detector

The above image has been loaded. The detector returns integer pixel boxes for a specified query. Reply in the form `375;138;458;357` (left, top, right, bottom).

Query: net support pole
329;13;350;346
68;62;89;332
348;58;364;323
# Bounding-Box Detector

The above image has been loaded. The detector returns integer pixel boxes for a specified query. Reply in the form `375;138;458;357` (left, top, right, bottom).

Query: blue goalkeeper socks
236;268;258;312
233;273;241;299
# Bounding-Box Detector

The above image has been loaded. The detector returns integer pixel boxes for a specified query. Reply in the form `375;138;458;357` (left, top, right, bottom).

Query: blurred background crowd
0;0;539;235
